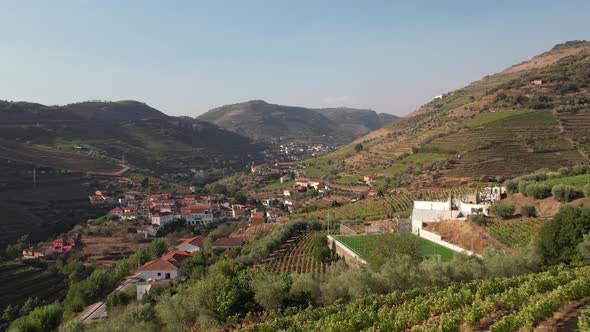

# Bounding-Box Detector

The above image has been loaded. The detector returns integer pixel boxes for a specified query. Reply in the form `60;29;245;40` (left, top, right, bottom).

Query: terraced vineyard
558;109;590;156
484;218;546;248
427;110;584;178
301;187;472;221
0;261;68;312
262;231;330;275
241;265;590;331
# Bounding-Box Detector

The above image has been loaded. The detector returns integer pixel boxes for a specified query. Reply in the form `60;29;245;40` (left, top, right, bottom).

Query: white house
176;236;205;253
151;212;174;226
139;250;193;280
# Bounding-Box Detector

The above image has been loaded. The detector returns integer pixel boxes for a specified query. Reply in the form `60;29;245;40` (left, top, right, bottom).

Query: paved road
79;273;141;323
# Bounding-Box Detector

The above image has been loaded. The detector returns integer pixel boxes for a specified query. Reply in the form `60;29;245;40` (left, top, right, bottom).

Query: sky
0;1;588;117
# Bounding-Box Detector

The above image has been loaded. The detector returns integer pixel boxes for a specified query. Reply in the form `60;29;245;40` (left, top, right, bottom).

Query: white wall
139;269;178;280
419;229;481;258
458;202;490;216
413;200;450;211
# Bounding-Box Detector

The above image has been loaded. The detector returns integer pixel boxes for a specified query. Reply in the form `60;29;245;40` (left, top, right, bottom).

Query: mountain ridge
197;100;399;145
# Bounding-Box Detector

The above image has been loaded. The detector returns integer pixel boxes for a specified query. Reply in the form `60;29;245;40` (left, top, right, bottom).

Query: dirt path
534;297;590;332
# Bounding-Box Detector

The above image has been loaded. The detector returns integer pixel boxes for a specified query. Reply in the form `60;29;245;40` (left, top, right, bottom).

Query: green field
466;110;534;127
334;176;360;185
400;153;451;163
541;173;590;189
333;234;456;262
260;180;294;191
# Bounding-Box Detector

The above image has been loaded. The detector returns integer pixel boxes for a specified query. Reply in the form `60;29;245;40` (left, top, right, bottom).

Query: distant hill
197;100;399;145
0;100;263;175
308;40;590;186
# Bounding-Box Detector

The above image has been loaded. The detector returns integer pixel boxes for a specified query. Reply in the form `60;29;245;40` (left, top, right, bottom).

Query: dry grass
423;220;506;255
80;224;150;268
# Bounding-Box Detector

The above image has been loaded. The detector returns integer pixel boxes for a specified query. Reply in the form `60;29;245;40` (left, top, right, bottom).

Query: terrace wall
327;235;367;267
418;229;482;258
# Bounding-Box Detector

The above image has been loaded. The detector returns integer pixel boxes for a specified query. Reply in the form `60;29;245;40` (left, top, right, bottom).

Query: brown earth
80;224;151;268
502;193;590;218
424;220;508;255
534;297;590;332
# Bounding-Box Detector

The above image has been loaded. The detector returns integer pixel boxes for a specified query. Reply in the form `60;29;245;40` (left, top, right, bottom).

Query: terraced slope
239;265;590;332
308;41;590;184
0;261;68;313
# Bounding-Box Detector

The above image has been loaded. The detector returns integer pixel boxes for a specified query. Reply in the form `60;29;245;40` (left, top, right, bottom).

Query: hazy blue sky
1;1;588;116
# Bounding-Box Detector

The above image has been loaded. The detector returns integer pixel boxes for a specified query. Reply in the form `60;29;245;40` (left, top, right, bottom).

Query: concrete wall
413;200;451;211
419;229;481;258
139;269;178;280
458;202;490;216
327;235;367;266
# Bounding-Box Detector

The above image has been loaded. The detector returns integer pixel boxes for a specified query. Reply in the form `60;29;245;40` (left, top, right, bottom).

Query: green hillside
305;41;590;186
198;100;399;145
0;100;264;175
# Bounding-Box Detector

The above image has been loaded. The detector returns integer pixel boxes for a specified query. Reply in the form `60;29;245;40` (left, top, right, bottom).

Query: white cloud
322;95;352;107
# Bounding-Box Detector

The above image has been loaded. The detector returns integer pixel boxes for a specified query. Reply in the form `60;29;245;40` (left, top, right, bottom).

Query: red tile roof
177;236;205;249
140;250;193;271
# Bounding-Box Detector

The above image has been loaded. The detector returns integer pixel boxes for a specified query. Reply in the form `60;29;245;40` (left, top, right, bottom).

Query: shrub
8;304;63;332
551;184;576;202
584;183;590;198
521;205;537;217
580;307;590;332
504;180;518;194
469;214;488;226
523;183;551;199
490;204;515;219
541;205;590;264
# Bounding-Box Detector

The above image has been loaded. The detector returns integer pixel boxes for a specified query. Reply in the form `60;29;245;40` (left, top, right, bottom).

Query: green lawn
260;180;294;191
401;153;451;163
357;165;408;176
333;234;456;262
541;174;590;189
466;110;534;127
334;176;361;185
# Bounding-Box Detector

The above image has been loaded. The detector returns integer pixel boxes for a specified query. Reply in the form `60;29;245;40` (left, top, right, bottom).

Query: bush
105;291;132;313
580;307;590;332
541;205;590;264
490;204;515;219
584;183;590;198
521;205;537;217
8;304;63;332
522;183;551;199
469;214;488;226
551;184;576;202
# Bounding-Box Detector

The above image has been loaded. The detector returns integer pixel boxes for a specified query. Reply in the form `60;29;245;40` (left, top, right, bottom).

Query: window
157;272;161;276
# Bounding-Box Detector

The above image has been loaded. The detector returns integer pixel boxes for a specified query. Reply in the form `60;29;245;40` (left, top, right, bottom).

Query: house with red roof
51;237;76;254
231;204;246;218
139;250;193;280
180;205;214;225
109;207;125;218
176;236;205;252
363;174;379;185
210;237;243;250
151;212;174;227
249;212;266;224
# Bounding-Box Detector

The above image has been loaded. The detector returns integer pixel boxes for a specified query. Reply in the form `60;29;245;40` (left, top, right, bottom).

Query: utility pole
33;167;36;189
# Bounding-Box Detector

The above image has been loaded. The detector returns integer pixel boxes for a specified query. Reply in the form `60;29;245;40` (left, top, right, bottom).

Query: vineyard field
241;265;590;332
334;234;456;262
484;218;545;247
261;231;331;275
300;187;472;221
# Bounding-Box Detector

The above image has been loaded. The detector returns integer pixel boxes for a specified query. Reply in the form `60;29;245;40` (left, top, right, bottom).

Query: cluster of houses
22;236;78;259
137;235;243;299
411;186;507;234
95;188;284;236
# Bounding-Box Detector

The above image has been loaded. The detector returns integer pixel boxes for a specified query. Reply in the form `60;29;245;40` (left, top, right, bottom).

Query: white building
151;212;174;227
176;236;205;253
139;250;193;281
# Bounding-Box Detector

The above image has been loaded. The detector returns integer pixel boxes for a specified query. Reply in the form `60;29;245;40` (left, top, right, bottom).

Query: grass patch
541;174;590;189
260;180;294;191
466;110;534;127
333;234;456;262
401;153;450;163
334;176;360;186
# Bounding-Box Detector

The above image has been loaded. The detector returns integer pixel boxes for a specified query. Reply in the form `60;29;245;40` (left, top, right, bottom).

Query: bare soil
424;220;507;255
80;224;151;268
534;297;590;332
503;193;590;218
